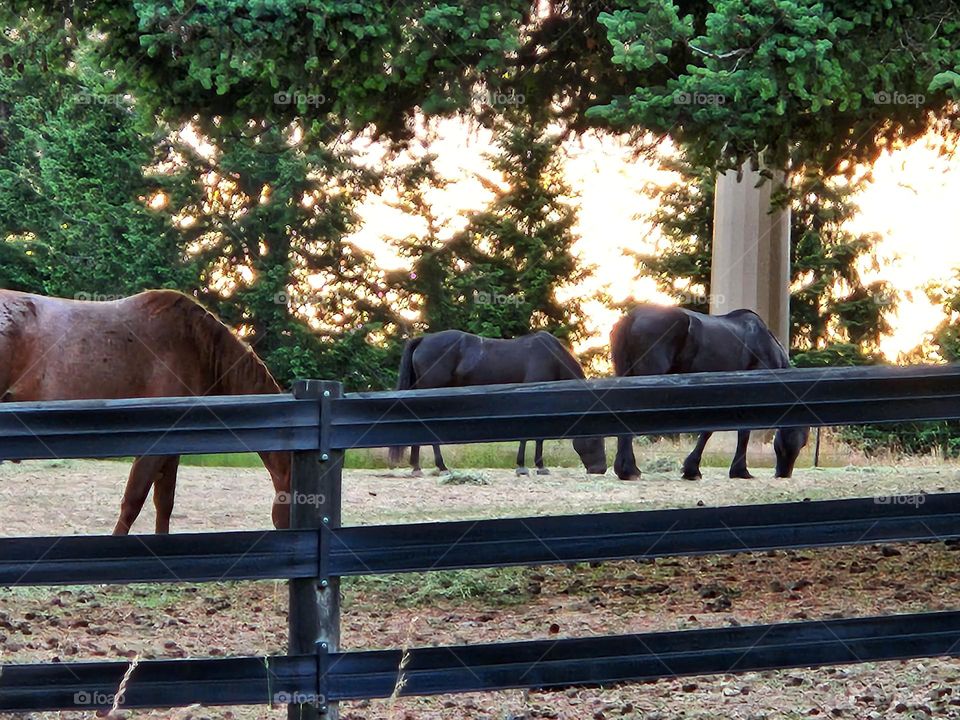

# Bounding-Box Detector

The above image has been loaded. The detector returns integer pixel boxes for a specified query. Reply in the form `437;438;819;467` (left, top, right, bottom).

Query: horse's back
0;290;209;401
411;329;581;386
687;309;788;371
614;304;787;374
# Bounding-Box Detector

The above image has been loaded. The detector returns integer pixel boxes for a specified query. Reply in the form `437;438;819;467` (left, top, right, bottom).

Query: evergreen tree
0;13;193;298
396;118;590;342
0;237;45;291
634;155;714;315
0;12;405;390
169;125;403;389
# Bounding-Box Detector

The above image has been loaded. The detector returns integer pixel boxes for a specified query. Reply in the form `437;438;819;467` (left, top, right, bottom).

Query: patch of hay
438;470;490;486
640;457;679;474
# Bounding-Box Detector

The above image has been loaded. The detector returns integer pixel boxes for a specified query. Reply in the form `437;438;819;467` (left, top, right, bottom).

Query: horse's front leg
432;445;449;474
729;430;754;479
152;455;182;534
614;436;641;481
534;439;549;475
682;432;713;480
515;440;529;476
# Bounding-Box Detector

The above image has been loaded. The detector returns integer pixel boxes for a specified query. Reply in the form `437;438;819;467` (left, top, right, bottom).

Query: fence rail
3;365;960;716
0;394;317;460
2;491;955;586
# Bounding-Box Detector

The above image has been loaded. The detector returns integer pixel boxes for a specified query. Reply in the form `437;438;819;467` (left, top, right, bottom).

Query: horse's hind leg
516;441;529;476
682;432;713;480
534;439;549;475
152;455;181;534
0;388;18;465
113;456;165;535
729;430;754;479
432;445;449;474
410;445;423;477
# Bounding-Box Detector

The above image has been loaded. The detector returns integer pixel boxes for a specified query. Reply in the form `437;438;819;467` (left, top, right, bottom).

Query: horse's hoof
681;473;702;481
411;469;424;477
618;473;642;482
536;468;551;476
515;467;530;476
730;471;755;479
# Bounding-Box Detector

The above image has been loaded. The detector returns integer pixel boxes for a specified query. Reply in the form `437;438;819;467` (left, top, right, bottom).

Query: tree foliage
13;0;645;139
168;125;402;389
394;118;589;341
0;12;190;296
589;1;960;170
7;0;956;406
1;9;409;390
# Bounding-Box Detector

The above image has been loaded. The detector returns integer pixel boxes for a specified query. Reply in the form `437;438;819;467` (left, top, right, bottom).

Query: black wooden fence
4;365;960;717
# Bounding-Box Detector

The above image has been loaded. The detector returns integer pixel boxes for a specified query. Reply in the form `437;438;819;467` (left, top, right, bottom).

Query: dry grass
3;459;960;718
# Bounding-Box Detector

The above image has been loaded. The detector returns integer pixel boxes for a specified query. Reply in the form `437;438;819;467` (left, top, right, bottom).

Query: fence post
288;380;343;720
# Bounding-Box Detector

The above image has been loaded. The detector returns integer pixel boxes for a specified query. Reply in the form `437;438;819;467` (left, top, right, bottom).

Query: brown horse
0;289;291;534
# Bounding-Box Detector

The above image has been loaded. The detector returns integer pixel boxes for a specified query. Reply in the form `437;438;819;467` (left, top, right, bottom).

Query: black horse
610;304;809;481
388;329;608;476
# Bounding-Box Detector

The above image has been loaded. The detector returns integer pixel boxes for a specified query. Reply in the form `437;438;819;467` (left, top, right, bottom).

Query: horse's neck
212;340;282;397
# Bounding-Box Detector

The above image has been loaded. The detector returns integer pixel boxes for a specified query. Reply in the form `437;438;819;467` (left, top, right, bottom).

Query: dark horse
610;304;809;481
387;329;607;476
0;289;291;534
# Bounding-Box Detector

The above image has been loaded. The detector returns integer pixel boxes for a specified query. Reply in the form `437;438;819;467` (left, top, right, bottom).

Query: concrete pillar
710;161;791;347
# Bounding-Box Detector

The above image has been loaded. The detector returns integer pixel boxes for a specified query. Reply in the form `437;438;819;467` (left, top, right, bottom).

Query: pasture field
3;446;960;719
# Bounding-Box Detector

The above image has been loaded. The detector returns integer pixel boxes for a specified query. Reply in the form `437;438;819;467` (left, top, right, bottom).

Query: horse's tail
388;336;424;466
610;314;633;377
395;336;423;391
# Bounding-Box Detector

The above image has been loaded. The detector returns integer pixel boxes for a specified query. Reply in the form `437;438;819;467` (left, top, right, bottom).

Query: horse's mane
141;291;282;396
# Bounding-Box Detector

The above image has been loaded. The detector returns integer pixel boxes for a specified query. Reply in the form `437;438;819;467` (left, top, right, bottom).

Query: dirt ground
3;456;960;719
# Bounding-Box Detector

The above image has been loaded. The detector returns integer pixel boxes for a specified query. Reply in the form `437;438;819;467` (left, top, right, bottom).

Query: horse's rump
611;305;691;376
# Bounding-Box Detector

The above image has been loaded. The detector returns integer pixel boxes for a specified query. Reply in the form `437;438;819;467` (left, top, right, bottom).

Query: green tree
17;1;960;170
395;118;589;341
930;276;960;364
169;125;403;389
0;12;192;297
1;10;406;390
17;1;528;137
634;154;715;315
0;237;45;291
838;302;960;458
590;1;960;172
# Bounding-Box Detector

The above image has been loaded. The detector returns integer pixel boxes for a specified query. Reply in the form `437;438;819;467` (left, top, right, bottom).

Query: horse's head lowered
773;426;809;478
573;436;607;474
